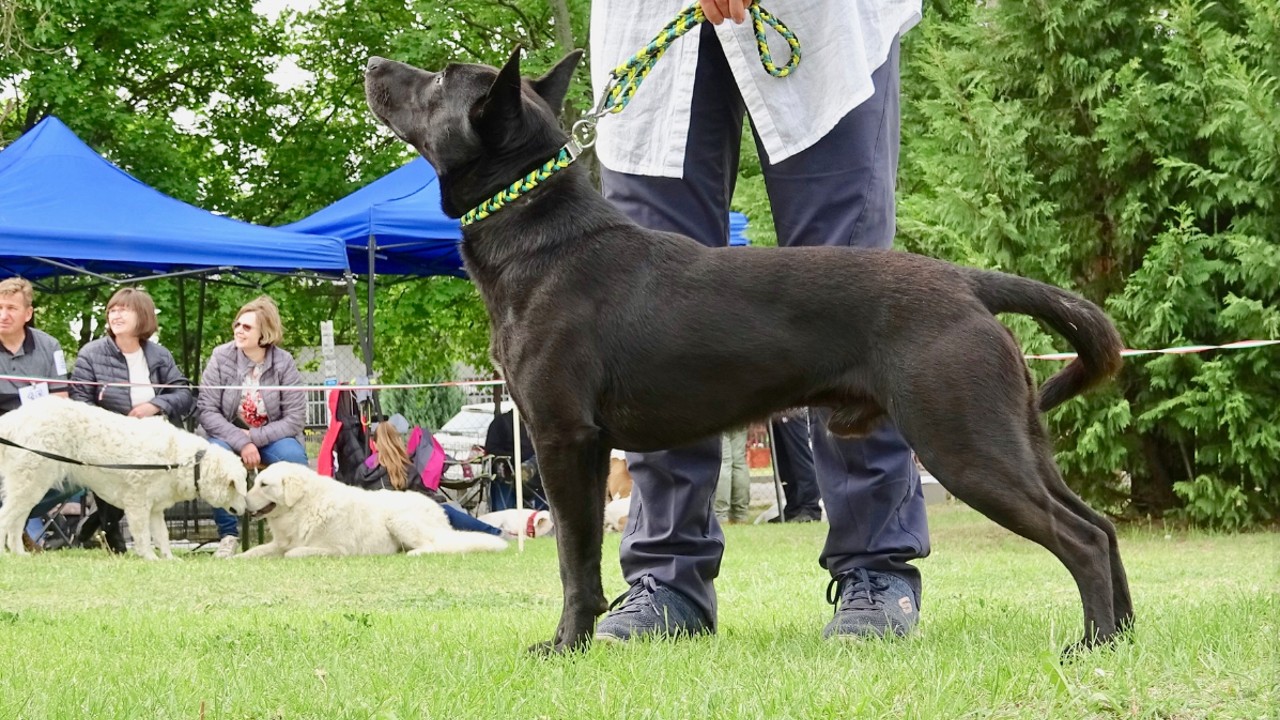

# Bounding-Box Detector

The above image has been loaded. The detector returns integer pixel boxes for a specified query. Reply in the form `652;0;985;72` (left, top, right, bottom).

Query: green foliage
899;0;1280;526
382;381;467;431
1;1;589;387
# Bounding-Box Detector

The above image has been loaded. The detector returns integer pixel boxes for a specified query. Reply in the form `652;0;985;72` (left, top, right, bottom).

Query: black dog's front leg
528;428;610;654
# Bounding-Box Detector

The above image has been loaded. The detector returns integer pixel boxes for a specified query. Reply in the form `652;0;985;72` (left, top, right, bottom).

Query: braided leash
595;1;800;121
461;1;800;227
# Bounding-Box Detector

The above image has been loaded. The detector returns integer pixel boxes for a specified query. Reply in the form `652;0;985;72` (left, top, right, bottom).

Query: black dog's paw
1060;629;1126;661
527;638;592;656
527;639;557;656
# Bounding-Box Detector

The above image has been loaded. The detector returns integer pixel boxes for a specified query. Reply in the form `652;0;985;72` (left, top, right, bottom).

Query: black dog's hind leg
1038;450;1134;636
893;359;1121;654
528;425;611;654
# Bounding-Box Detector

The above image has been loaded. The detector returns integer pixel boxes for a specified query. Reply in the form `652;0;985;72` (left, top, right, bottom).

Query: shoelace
607;574;663;615
826;568;892;612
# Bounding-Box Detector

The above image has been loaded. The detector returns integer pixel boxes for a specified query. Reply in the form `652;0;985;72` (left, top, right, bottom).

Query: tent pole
345;271;373;377
177;277;190;379
367;234;376;371
194;278;207;382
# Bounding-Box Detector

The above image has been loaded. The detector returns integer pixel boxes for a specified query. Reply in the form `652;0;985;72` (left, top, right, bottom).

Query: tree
2;0;596;414
897;0;1279;527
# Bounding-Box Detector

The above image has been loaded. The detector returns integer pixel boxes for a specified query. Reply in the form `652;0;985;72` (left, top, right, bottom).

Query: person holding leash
198;295;309;558
591;0;930;641
69;287;194;553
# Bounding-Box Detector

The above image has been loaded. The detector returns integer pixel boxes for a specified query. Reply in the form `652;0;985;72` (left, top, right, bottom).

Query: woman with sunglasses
197;295;307;558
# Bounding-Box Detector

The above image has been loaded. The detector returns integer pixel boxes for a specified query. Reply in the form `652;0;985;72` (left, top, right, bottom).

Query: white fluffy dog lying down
0;396;248;559
241;463;508;558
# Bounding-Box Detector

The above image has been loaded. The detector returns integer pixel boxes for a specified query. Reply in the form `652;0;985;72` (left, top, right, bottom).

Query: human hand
128;402;161;418
700;0;750;24
241;443;261;468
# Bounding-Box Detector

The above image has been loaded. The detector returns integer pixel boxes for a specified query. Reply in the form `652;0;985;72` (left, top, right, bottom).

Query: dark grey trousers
600;25;929;625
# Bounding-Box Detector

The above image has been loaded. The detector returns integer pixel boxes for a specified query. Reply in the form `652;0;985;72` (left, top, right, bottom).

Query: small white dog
477;508;554;538
0;396;248;559
240;463;508;557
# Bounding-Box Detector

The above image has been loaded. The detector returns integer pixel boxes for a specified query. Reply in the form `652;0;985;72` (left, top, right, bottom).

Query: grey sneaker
823;569;919;639
594;575;713;642
213;535;240;559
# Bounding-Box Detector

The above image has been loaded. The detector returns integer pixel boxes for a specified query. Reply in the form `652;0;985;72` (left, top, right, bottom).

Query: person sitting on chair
69;287;194;553
198;295;308;558
0;278;70;549
483;409;547;511
350;414;507;538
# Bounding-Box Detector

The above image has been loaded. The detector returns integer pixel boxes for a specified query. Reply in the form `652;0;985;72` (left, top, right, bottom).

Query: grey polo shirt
0;327;69;414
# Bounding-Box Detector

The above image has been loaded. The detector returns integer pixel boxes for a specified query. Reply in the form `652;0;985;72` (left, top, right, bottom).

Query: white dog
477;508;555;538
240;463;508;558
603;496;630;533
0;396;248;559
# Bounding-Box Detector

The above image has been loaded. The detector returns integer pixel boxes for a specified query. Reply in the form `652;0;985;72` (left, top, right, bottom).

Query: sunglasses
233;321;255;331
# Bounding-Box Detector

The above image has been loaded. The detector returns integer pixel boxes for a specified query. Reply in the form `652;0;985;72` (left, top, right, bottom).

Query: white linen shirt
589;1;922;178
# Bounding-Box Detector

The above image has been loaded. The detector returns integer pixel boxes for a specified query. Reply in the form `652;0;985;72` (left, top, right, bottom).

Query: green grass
1;504;1276;719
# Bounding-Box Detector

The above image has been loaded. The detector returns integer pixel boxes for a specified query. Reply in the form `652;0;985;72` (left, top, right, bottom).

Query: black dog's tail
962;268;1124;412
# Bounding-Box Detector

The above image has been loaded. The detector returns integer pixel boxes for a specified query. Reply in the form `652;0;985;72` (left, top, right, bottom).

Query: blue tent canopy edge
0;116;350;280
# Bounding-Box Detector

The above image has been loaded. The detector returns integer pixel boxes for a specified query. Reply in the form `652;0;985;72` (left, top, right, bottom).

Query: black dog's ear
531;49;584;116
474;46;525;137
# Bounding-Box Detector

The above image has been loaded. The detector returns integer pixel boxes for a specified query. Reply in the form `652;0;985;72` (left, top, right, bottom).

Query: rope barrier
1024;339;1280;361
2;340;1274;394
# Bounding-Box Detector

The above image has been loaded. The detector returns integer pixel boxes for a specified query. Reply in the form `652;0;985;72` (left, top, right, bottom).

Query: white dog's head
245;463;312;520
197;443;249;515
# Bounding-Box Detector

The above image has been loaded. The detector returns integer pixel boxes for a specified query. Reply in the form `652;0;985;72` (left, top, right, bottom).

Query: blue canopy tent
280;157;464;278
0;117;350;280
0;116;354;376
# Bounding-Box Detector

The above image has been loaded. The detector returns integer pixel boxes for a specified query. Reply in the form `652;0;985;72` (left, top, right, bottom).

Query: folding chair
437;448;495;515
22;487;84;550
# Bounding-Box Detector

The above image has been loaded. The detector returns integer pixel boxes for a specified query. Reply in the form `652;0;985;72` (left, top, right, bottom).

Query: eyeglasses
233;321;255;331
107;307;135;315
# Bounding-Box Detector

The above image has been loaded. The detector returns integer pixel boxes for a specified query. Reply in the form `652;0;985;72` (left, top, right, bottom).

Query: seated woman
353;414;506;538
69;287;194;553
197;295;308;558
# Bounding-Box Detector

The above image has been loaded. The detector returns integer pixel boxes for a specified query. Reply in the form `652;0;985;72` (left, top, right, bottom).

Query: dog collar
460;141;580;226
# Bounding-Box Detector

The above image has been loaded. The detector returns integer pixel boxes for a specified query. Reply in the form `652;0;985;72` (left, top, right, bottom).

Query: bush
897;0;1279;527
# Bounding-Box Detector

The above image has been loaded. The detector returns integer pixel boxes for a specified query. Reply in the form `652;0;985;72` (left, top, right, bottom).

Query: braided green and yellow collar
460;143;579;226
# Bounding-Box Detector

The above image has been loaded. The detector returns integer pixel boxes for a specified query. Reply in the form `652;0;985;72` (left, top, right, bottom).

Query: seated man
0;278;72;548
483;409;546;511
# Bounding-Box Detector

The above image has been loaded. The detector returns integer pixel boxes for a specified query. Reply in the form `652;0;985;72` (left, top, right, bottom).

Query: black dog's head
364;49;583;218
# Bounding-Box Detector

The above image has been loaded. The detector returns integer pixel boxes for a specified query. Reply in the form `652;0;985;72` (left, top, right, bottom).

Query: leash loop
573;1;799;148
461;2;799;226
596;1;800;121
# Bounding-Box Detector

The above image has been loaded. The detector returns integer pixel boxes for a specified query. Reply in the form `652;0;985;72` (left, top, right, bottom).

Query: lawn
0;503;1275;719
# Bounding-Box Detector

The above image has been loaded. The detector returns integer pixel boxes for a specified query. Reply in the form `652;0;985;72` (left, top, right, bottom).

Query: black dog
365;49;1132;654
